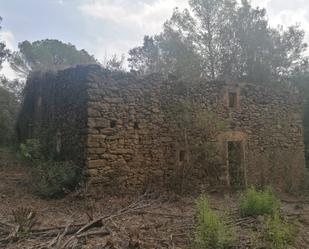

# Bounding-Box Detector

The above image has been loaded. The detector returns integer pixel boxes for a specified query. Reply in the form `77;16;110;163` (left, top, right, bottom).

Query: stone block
88;159;107;168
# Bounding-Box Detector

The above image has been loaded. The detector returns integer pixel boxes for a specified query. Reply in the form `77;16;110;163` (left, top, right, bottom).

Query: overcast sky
0;0;309;78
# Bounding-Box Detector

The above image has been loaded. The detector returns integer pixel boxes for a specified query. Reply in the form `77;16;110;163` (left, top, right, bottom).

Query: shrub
31;160;80;198
194;196;236;249
19;139;81;198
263;212;296;249
239;187;280;217
19;139;43;163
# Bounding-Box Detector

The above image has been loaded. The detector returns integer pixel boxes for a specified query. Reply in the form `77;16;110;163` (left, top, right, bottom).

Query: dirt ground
0;148;309;249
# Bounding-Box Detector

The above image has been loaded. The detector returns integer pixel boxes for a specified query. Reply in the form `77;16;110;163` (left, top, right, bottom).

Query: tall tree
0;86;19;145
0;17;10;70
0;17;19;145
128;0;307;83
128;36;161;75
10;39;98;78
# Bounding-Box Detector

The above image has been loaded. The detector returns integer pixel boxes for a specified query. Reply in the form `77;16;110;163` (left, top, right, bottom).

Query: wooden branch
132;210;192;218
76;229;110;238
55;222;71;248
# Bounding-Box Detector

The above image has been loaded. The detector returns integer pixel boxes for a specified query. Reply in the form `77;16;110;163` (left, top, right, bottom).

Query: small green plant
31;160;80;198
239;187;280;217
263;212;296;249
194;195;236;249
19;139;43;163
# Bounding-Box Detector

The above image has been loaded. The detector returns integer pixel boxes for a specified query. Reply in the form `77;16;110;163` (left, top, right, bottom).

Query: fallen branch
76;229;110;238
60;193;153;248
133;210;192;219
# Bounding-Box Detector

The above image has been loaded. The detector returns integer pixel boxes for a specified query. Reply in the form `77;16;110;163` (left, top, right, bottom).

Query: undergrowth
193;195;236;249
239;186;280;217
19;138;80;198
263;212;297;249
19;138;44;163
31;160;79;198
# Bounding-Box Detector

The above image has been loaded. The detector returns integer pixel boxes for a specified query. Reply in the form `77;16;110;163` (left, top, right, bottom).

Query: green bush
194;196;236;249
31;160;79;198
19;139;80;198
239;187;280;217
263;212;296;249
19;139;43;162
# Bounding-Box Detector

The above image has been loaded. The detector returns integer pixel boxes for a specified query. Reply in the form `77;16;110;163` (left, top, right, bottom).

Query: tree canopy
129;0;308;83
0;86;19;145
10;39;98;78
0;17;10;70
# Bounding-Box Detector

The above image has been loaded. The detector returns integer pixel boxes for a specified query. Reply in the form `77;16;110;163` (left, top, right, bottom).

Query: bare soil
0;148;309;249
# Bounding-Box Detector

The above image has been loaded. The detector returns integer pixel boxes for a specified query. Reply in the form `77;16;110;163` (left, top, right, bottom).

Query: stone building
17;65;306;193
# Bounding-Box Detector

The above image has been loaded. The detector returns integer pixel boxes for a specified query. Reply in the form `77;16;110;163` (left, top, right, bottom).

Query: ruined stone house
17;65;306;192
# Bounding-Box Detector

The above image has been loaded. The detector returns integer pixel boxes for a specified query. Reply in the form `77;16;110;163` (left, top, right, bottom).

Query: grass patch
193;195;236;249
239;186;280;217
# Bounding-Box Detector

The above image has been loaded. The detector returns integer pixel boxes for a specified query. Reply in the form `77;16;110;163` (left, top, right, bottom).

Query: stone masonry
18;65;306;193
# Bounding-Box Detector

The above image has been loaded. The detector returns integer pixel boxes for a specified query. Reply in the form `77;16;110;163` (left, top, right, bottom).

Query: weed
263;212;296;249
19;139;43;163
31;160;80;198
239;187;280;217
194;195;236;249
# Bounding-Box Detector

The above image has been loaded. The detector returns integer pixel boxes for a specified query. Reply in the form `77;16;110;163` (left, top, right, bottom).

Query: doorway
227;141;245;189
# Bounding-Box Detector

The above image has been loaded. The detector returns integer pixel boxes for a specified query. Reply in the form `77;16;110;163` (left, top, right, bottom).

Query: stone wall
85;66;305;192
18;65;306;193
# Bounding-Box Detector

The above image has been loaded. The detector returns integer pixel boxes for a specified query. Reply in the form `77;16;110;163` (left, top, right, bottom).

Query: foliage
263;212;296;249
194;195;236;249
9;39;98;78
103;54;126;72
128;0;307;83
0;86;19;146
239;187;281;217
19;139;80;198
0;16;10;69
31;160;79;198
19;139;44;163
0;17;18;146
0;75;25;101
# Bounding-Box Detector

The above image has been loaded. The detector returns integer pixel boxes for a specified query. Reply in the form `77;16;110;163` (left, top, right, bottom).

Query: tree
102;54;126;72
0;17;19;146
0;86;19;145
10;39;98;78
129;15;203;81
128;36;160;74
128;0;307;83
0;76;24;101
0;17;10;70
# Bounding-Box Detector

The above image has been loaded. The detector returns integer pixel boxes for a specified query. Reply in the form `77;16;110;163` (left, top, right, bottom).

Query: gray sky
0;0;309;78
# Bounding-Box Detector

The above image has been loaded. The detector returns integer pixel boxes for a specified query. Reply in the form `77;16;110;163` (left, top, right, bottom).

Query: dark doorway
228;91;237;108
227;141;245;189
